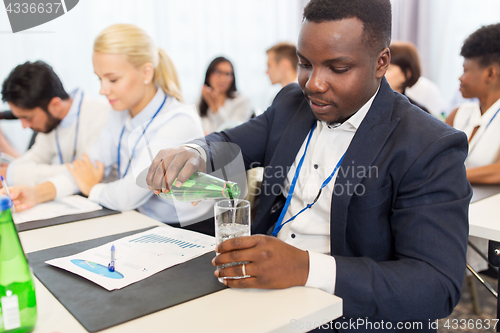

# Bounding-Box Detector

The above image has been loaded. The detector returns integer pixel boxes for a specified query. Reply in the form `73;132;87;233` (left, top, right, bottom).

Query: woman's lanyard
272;122;346;237
55;92;84;164
117;95;167;179
468;106;500;154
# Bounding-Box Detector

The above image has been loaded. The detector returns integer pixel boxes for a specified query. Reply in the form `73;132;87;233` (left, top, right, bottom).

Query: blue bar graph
129;234;205;249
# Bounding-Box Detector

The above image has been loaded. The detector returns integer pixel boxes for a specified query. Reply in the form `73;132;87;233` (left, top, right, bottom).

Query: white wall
0;0;304;151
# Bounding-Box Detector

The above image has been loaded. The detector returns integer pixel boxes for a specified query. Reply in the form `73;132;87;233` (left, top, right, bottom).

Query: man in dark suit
147;0;471;331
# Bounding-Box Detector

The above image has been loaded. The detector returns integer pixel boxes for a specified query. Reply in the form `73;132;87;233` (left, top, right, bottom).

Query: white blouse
453;98;500;168
49;88;212;224
200;93;253;134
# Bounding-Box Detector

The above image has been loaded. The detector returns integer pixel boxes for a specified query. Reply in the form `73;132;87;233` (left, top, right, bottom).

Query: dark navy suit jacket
199;79;471;332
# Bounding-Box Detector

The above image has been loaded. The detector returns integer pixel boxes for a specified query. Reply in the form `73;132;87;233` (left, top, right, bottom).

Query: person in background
147;0;471;330
385;41;429;113
198;57;253;134
4;24;211;228
0;61;109;187
0;126;20;159
266;42;298;88
406;76;450;119
446;23;500;275
446;23;500;184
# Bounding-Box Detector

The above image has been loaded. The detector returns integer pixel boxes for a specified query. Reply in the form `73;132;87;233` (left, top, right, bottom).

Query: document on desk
46;226;216;290
12;195;102;224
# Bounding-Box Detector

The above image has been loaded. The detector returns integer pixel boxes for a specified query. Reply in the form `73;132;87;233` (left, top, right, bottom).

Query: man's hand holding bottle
146;146;206;194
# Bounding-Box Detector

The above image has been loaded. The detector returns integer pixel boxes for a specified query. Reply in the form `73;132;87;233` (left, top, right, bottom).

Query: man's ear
375;47;391;79
46;97;63;118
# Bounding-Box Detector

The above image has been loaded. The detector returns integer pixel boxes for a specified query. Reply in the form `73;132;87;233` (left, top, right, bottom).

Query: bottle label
1;293;21;330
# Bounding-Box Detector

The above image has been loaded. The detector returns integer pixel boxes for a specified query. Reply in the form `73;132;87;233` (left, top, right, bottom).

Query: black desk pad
28;228;226;332
16;207;120;232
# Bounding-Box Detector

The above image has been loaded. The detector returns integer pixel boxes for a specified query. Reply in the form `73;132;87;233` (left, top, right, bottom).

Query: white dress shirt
49;88;212;224
191;88;378;293
279;88;379;294
7;89;109;186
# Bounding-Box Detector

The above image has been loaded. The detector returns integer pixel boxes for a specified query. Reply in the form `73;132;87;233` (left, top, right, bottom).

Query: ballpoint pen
1;175;15;212
108;244;116;272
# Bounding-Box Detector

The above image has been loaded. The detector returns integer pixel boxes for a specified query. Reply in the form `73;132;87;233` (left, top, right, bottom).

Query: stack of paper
13;195;102;224
46;226;216;290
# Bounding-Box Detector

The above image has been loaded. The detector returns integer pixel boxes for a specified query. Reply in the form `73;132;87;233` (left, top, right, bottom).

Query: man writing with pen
0;61;109;187
146;0;471;332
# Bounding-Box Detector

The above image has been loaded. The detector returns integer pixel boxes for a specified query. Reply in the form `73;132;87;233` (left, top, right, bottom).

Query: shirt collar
128;88;166;130
59;88;83;129
479;97;500;124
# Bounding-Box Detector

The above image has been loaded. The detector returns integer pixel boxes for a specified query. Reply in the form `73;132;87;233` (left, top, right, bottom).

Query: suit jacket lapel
257;98;316;224
330;79;400;255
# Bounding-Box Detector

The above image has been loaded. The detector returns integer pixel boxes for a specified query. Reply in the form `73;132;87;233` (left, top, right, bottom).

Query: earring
144;80;149;84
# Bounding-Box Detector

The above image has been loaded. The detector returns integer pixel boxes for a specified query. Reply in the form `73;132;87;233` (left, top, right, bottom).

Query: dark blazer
200;79;471;332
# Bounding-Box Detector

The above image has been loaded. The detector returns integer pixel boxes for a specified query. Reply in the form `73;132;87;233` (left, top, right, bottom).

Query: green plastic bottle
0;196;37;333
157;171;240;202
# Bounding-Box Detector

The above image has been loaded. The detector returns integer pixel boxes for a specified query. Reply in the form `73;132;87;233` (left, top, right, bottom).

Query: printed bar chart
129;234;205;249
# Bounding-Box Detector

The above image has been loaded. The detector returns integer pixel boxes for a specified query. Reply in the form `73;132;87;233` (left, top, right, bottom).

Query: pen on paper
108;244;116;272
1;175;15;212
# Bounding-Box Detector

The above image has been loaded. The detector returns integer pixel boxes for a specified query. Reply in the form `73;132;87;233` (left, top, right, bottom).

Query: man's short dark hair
461;23;500;68
1;61;69;112
303;0;392;55
267;42;299;70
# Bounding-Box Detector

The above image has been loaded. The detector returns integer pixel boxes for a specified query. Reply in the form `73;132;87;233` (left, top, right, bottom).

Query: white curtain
0;0;304;152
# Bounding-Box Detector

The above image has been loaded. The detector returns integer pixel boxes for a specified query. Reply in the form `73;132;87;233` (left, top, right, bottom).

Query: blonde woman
5;24;211;226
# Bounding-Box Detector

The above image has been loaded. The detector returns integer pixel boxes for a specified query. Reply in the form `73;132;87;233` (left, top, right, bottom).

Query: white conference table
469;191;500;242
469;187;500;330
19;210;343;333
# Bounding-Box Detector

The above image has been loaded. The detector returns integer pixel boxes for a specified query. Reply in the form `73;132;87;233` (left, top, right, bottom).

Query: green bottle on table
0;196;37;333
157;171;240;201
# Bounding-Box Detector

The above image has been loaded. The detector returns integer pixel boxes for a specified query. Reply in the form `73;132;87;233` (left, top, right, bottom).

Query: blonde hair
93;24;183;102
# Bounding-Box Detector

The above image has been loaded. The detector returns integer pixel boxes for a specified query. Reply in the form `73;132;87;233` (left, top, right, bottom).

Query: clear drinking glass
214;199;251;282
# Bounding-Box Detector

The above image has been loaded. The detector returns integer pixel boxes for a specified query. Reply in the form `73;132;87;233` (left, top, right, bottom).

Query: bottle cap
0;195;13;211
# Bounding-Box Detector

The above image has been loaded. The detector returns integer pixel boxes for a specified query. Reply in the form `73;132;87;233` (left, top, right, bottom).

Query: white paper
12;195;102;224
46;226;216;290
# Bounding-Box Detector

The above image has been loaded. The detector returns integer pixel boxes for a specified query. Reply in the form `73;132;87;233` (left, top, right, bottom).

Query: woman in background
385;41;429;113
198;57;253;134
6;24;211;227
